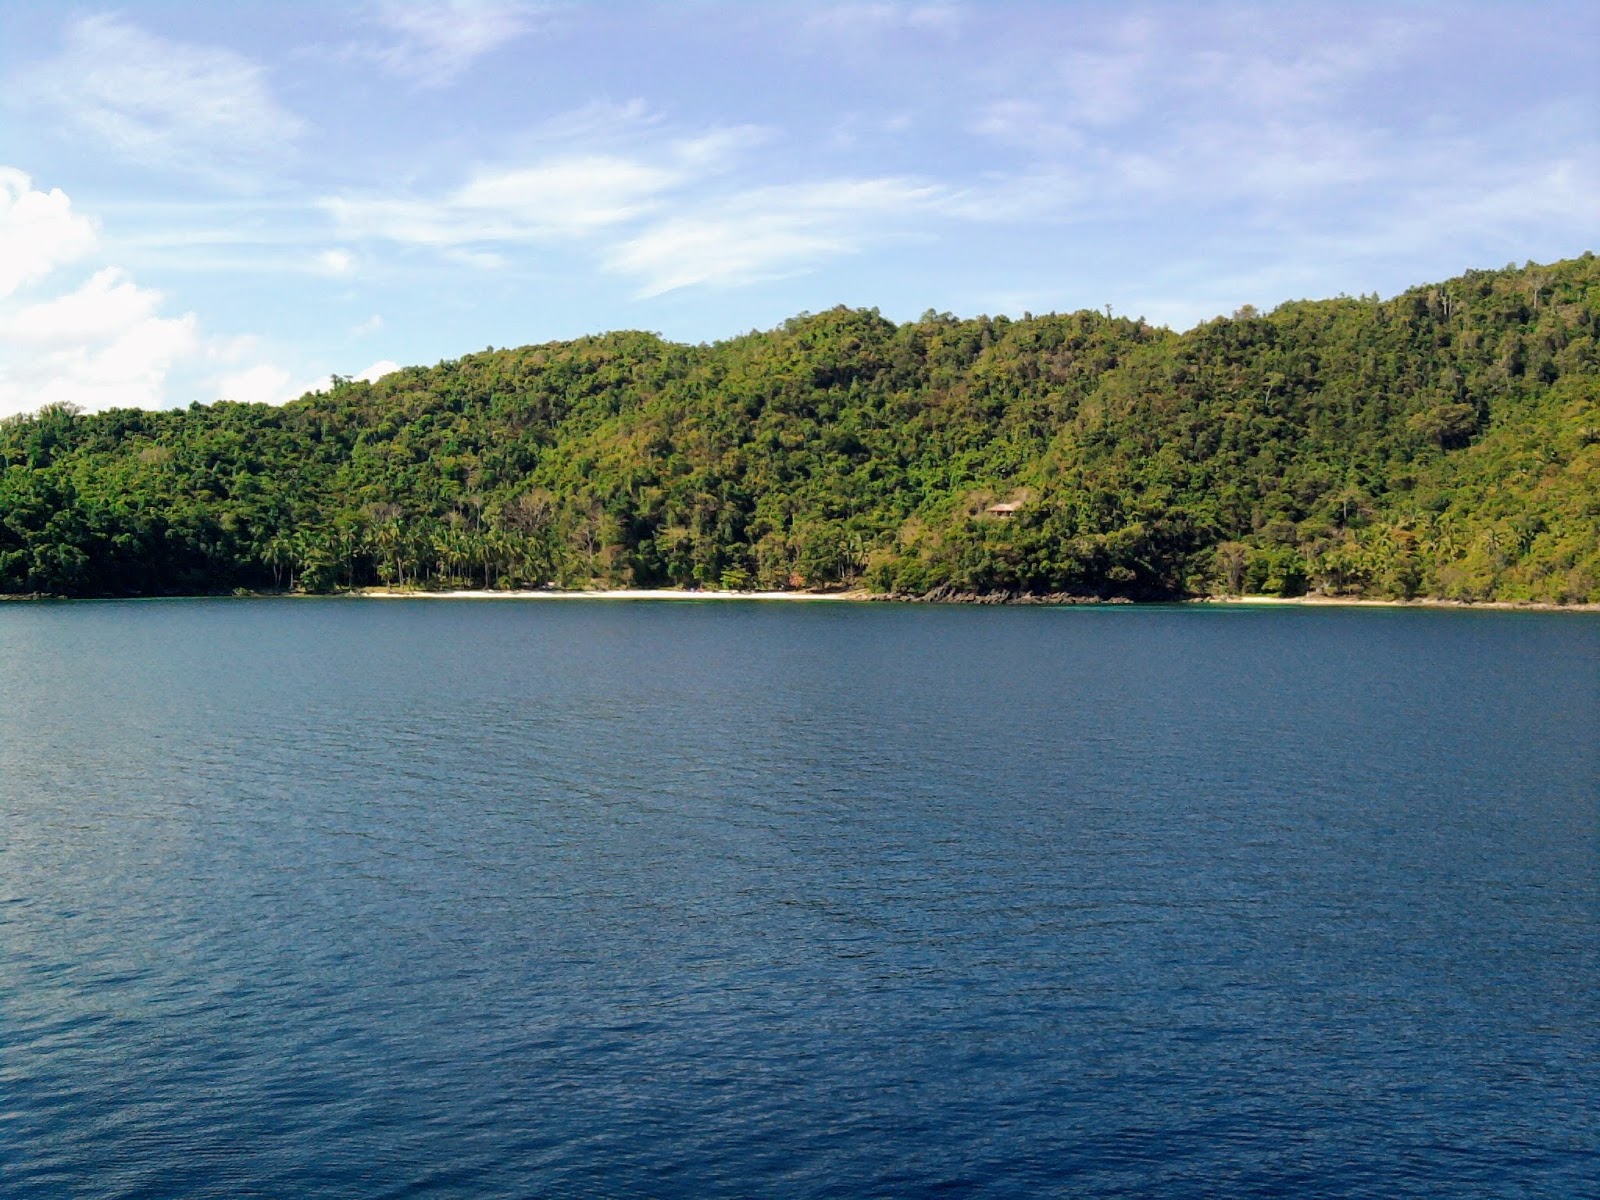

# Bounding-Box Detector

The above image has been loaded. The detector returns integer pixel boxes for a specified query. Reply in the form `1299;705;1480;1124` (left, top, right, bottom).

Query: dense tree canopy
3;255;1596;602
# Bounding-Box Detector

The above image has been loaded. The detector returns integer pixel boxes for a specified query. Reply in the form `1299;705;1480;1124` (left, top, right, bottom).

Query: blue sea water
1;598;1596;1198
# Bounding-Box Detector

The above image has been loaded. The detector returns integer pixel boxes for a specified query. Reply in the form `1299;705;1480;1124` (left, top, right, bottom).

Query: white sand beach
352;588;1597;611
360;587;873;602
1189;594;1600;613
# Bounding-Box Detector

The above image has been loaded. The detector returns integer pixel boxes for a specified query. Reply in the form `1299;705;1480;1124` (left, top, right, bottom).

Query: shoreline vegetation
5;585;1596;612
362;586;1599;611
3;255;1596;606
363;587;1600;612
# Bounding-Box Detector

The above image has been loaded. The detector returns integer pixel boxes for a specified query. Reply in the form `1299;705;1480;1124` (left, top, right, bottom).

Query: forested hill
3;255;1597;602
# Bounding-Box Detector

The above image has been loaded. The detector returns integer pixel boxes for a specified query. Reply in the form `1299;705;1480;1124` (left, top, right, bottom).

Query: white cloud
317;248;358;276
16;15;302;178
607;178;945;296
0;176;308;417
0;176;165;400
456;157;678;224
214;363;298;405
609;215;848;297
1320;151;1600;261
324;154;687;247
356;360;401;383
0;269;198;415
204;343;328;406
326;138;1027;297
4;267;166;344
0;169;99;297
255;359;402;404
518;102;765;166
670;126;774;169
352;313;385;336
368;0;545;87
534;98;662;143
199;335;406;406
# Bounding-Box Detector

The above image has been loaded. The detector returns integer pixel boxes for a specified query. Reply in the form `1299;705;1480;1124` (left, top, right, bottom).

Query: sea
2;598;1596;1198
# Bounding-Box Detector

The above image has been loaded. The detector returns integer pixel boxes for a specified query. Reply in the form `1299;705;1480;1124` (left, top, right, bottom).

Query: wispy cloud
321;136;1087;298
606;178;946;296
321;121;767;253
533;98;663;144
365;0;546;88
967;9;1420;144
1314;147;1600;262
968;100;1083;155
14;15;303;180
324;155;685;247
672;126;774;169
935;167;1088;223
1187;10;1416;112
954;11;1458;231
803;3;965;45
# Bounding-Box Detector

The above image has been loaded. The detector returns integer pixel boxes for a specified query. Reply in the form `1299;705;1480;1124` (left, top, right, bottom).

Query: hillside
2;254;1596;602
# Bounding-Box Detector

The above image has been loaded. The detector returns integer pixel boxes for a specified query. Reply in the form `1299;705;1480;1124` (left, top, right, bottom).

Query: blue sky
0;1;1594;417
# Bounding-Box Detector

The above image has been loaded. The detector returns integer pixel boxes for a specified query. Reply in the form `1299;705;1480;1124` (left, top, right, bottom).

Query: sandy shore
353;587;1599;612
359;587;874;602
1188;594;1600;613
6;588;1593;612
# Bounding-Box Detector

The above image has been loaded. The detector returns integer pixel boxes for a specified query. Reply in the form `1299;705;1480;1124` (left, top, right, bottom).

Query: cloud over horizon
0;169;370;417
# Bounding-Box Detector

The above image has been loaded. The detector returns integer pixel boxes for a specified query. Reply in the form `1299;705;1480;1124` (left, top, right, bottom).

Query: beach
359;587;874;602
353;587;1599;612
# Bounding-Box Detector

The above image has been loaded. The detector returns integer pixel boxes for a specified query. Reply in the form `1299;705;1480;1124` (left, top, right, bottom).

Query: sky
0;1;1595;418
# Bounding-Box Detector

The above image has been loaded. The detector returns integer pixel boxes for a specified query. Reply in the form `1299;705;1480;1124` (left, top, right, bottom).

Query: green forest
3;254;1596;603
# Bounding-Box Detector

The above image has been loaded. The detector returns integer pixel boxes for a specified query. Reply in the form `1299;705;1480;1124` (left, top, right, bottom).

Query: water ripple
1;600;1596;1198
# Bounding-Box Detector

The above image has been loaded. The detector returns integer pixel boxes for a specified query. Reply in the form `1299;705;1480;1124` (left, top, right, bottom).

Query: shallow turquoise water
2;599;1596;1197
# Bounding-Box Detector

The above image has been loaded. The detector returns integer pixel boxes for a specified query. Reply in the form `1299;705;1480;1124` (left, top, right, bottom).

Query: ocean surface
1;598;1595;1199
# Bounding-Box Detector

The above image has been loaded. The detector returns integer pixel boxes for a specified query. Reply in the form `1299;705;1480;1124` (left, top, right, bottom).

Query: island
2;254;1595;605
